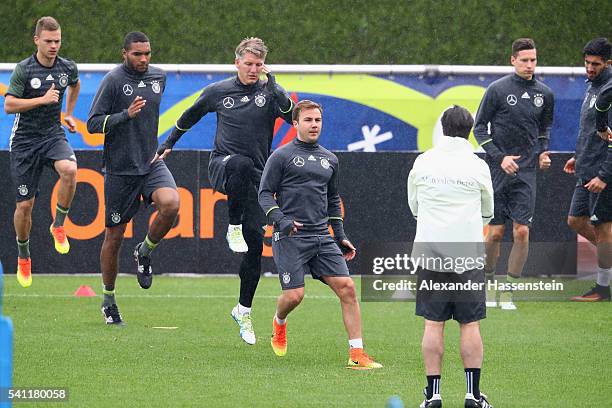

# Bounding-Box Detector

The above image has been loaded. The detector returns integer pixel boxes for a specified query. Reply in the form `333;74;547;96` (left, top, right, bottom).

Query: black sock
53;204;70;228
238;222;263;307
103;285;116;306
465;368;481;399
426;375;441;399
17;238;30;259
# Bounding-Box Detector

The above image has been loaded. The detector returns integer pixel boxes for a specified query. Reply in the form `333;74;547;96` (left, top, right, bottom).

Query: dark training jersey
6;54;79;148
594;80;612;183
87;63;166;175
575;68;612;182
258;139;344;238
474;74;555;176
171;76;293;185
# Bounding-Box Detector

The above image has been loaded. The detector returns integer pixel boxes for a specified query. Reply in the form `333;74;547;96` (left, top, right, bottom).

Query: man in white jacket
408;105;494;408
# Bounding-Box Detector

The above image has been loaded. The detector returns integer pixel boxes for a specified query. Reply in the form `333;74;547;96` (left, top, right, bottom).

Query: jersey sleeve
164;84;217;148
272;82;293;124
537;88;554;153
473;85;505;163
478;160;494;224
87;74;129;134
598;142;612;184
6;64;26;98
327;155;346;241
258;150;287;224
69;60;79;85
595;86;612;132
407;157;420;219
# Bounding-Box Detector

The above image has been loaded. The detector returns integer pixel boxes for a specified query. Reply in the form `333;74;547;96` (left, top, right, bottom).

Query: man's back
408;136;493;243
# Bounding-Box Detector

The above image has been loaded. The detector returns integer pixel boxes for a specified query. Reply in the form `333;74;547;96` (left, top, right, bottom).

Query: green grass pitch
3;275;611;407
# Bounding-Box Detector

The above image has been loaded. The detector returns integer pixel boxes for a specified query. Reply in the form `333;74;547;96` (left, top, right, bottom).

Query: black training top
258;138;344;238
575;68;612;182
474;74;555;173
6;54;79;148
171;76;292;182
87;63;166;175
593;80;612;183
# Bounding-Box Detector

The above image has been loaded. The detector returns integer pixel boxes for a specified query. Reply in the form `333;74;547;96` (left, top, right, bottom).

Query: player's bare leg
15;197;34;287
500;222;530;310
567;215;597;245
324;276;382;369
271;287;304;356
134;187;179;289
50;159;77;254
484;225;504;307
573;222;612;301
100;224;127;324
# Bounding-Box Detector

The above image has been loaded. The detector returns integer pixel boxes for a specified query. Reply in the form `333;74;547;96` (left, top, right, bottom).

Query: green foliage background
0;0;609;66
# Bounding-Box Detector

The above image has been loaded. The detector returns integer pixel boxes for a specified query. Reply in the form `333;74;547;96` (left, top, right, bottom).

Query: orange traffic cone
74;285;96;297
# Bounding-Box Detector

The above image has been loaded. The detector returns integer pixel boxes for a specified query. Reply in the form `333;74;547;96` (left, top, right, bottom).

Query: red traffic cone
74;285;96;297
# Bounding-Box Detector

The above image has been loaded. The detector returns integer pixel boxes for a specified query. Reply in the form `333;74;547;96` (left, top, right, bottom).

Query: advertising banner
0;66;585;153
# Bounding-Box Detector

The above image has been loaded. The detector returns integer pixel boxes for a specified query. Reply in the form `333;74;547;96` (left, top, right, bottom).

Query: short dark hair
123;31;150;50
292;100;322;122
441;105;474;139
512;38;536;56
583;38;611;61
35;16;60;36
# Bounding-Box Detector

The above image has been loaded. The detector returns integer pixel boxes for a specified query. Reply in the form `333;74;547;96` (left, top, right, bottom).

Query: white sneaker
419;388;442;408
226;224;248;253
465;392;493;407
485;301;498;308
499;292;517;310
231;306;256;345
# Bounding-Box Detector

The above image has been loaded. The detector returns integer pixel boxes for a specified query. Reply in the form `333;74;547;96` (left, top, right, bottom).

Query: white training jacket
408;136;494;244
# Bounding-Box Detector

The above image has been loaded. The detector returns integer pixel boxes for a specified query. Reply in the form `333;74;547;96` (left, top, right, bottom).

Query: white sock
275;314;286;325
596;267;611;287
349;338;363;349
237;303;251;315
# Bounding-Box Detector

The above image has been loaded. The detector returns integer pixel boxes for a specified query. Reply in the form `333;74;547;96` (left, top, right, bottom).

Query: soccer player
408;105;494;408
474;38;555;310
258;100;382;370
154;37;293;344
4;16;80;288
565;38;612;301
87;32;179;324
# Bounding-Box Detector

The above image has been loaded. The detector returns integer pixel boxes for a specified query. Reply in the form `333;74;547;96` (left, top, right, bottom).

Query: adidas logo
45;74;54;81
521;92;530;99
138;81;146;88
240;96;249;102
308;155;316;161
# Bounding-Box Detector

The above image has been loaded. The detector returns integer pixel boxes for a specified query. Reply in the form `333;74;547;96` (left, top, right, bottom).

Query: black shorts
208;151;233;194
490;174;536;226
10;137;76;202
104;160;177;227
415;268;486;324
568;181;612;225
272;235;350;290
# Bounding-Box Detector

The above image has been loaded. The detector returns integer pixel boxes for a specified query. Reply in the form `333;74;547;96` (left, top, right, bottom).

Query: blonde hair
235;37;268;60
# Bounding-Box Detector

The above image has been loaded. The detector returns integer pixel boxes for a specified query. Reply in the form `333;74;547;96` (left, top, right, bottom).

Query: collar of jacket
436;136;474;152
511;73;537;85
293;138;319;149
121;62;147;78
233;75;260;90
589;66;612;87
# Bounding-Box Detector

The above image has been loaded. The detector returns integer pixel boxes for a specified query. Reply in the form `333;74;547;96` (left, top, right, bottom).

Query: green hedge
1;0;609;66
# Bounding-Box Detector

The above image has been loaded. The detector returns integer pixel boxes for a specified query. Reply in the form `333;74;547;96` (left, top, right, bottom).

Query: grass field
3;275;611;407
